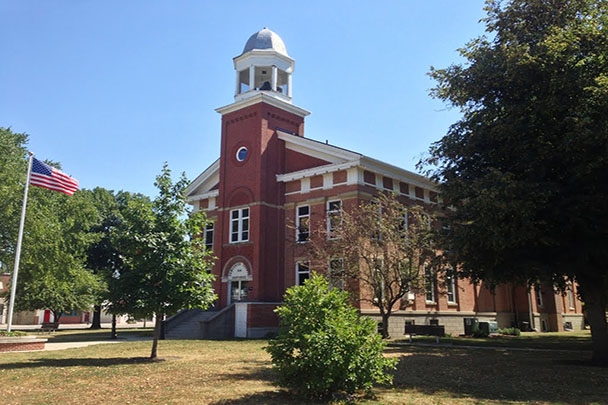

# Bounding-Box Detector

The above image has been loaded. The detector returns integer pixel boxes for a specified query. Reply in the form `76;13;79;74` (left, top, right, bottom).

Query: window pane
298;205;309;216
232;210;239;219
242;218;249;232
242;231;248;241
242;208;249;218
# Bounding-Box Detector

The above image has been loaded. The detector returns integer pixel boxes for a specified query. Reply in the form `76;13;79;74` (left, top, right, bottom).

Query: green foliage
266;273;396;399
108;164;216;320
471;323;489;338
0;330;26;337
498;327;521;336
0;130;106;321
422;0;608;363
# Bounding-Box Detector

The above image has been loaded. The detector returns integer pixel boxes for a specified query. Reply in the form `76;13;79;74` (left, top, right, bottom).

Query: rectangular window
296;205;310;243
204;222;214;250
425;268;436;303
567;285;575;309
230;208;249;243
398;208;408;236
327;200;342;239
329;258;344;290
296;261;310;286
446;273;457;304
535;285;543;307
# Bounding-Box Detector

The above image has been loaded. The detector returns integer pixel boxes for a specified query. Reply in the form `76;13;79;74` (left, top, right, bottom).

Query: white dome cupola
233;28;294;103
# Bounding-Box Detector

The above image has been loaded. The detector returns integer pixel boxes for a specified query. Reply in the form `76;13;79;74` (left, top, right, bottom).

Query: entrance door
230;280;249;304
43;310;51;323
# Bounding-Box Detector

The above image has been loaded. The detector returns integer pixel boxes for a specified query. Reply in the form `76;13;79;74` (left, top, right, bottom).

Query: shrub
471;322;489;338
0;330;26;337
265;273;397;399
498;327;521;336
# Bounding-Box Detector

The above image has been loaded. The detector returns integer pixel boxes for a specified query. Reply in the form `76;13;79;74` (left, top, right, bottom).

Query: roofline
276;130;436;190
216;93;310;117
185;158;220;196
277;129;361;161
233;49;294;65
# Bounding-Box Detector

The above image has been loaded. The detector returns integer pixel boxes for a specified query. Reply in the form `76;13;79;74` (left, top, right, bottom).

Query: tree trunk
53;311;62;325
111;314;117;339
90;305;102;329
578;277;608;366
381;312;391;339
150;313;162;359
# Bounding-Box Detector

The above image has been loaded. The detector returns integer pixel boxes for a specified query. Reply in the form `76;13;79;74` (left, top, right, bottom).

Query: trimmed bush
265;273;396;399
498;327;521;336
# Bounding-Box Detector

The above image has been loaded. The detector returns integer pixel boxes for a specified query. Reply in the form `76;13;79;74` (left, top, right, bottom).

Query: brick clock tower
183;28;310;337
214;27;310;306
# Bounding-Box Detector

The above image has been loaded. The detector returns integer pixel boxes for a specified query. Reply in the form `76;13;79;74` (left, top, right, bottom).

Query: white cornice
187;189;219;202
215;93;310;117
359;156;437;191
233;49;294;67
276;160;360;182
277;130;361;162
185;159;220;197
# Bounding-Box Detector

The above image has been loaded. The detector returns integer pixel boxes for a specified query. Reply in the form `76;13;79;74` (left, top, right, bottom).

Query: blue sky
0;1;488;197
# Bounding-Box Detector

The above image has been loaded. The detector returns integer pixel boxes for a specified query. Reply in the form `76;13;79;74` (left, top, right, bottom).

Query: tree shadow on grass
385;346;608;404
0;357;158;370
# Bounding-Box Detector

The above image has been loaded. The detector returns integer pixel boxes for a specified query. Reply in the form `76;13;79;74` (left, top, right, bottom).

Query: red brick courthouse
163;29;584;339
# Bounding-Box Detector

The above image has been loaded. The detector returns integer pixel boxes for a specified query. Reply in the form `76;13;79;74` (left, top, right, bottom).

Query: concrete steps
164;309;218;340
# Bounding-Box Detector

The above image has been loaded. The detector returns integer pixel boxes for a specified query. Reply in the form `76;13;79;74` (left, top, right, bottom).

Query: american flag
30;158;79;195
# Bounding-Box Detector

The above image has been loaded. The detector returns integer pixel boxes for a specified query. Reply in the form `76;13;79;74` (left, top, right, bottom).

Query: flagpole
6;152;34;333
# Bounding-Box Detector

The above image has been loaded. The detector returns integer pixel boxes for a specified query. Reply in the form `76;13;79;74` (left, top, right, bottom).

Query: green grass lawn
391;330;594;351
0;335;606;404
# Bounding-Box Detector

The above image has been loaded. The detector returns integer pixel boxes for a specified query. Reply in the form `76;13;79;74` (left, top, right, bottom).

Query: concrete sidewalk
1;335;152;353
0;322;152;331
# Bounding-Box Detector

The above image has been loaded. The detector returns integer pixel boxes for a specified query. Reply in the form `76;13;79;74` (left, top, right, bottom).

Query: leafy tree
1;128;105;324
84;187;125;329
0;127;28;266
110;164;216;359
423;0;608;364
12;188;105;323
266;273;396;399
311;192;437;338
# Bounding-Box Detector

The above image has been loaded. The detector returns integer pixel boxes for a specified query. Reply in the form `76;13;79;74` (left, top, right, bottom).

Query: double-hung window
296;261;310;286
230;208;249;243
535;285;543;307
425;268;436;303
446;272;457;304
329;258;344;290
296;205;310;242
567;284;575;309
204;222;214;250
327;200;342;239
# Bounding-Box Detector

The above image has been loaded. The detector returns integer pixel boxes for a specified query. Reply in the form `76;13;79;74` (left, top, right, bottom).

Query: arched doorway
225;260;252;305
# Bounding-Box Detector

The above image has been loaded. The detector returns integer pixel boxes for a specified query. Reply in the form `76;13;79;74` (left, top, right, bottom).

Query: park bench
40;322;60;332
404;324;445;343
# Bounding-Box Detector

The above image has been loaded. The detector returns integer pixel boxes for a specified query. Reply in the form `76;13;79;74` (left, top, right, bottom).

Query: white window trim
425;270;436;303
567;284;575;309
535;285;543;307
204;222;214;250
328;258;345;290
296;205;310;243
296;261;310;286
327;199;342;239
446;274;457;304
230;208;250;243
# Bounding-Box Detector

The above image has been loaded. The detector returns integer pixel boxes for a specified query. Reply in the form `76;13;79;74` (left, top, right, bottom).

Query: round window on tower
236;146;248;162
